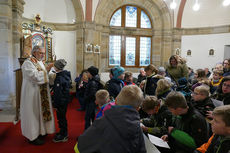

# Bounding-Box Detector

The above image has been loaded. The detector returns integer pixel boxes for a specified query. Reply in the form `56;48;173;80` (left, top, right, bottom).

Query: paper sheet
143;134;161;153
148;134;170;149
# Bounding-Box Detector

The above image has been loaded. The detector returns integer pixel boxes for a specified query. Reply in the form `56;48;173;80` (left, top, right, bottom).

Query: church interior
0;0;230;152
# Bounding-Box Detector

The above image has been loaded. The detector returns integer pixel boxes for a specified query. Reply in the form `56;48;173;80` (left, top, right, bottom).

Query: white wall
181;33;230;71
182;0;230;28
53;31;76;81
23;0;76;23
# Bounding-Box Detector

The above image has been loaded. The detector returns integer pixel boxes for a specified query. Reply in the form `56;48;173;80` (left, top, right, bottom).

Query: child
176;77;192;101
107;66;125;100
52;59;72;142
210;69;223;93
155;79;172;101
95;89;110;118
76;85;146;153
141;96;172;138
191;85;215;118
124;71;135;86
75;69;88;111
136;68;146;86
194;105;230;153
141;64;162;96
84;66;101;130
162;91;209;153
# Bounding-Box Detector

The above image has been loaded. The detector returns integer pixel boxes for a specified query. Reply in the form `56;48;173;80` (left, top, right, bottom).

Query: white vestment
20;58;55;141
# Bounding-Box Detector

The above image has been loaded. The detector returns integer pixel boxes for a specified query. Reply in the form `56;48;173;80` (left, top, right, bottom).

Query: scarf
29;57;52;122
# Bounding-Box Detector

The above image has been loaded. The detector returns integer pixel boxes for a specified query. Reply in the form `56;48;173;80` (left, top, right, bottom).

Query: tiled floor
0;107;16;122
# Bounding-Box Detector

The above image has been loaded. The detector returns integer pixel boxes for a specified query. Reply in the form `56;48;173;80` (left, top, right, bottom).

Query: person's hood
104;106;141;139
57;70;71;81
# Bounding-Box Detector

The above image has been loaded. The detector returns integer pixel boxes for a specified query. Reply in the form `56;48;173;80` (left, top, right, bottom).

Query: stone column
0;0;24;109
76;22;84;75
172;28;182;55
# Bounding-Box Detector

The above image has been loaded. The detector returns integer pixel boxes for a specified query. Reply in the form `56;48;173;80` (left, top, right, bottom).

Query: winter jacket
124;81;135;86
212;92;230;105
166;63;189;82
194;134;230;153
136;74;146;86
78;106;146;153
192;97;215;118
84;74;101;104
144;74;163;96
142;105;172;137
53;70;71;107
107;78;124;99
169;104;209;153
75;75;88;97
223;69;230;77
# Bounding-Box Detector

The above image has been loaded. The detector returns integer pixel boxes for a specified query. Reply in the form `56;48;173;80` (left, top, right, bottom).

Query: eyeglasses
223;83;230;88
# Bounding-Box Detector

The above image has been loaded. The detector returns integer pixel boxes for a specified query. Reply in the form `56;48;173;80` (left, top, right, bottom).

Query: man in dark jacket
162;91;209;153
52;59;72;142
84;66;101;130
77;85;146;153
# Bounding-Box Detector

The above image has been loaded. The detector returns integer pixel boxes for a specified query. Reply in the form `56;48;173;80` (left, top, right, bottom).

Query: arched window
109;5;152;67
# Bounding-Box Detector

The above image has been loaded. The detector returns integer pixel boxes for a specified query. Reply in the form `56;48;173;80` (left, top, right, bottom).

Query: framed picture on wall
94;45;100;54
209;49;214;56
85;44;93;53
187;49;192;56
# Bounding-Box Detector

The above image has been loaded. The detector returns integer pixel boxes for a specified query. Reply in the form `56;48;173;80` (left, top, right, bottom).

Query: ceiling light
223;0;230;6
193;0;200;11
170;0;177;9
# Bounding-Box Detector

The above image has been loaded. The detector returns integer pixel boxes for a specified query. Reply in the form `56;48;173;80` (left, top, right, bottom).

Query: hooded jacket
84;74;101;104
192;97;215;117
78;106;146;153
53;70;71;106
107;78;124;99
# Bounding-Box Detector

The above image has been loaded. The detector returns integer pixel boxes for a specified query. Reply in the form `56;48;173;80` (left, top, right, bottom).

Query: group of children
49;56;230;153
74;62;230;153
75;85;230;153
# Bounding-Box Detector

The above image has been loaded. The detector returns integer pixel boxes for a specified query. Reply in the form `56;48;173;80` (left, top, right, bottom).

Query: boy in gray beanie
52;59;72;142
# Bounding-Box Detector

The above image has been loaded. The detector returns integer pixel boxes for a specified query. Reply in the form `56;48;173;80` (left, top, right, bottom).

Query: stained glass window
110;9;121;26
109;35;121;65
125;6;137;27
109;6;152;67
141;11;151;28
125;37;136;66
140;37;151;66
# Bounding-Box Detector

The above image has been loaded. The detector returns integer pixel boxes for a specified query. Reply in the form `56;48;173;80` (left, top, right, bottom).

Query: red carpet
0;97;85;153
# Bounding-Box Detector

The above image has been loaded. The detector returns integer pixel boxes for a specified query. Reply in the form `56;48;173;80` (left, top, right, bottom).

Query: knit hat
54;59;67;70
178;77;188;88
158;67;166;73
87;66;98;76
112;66;125;79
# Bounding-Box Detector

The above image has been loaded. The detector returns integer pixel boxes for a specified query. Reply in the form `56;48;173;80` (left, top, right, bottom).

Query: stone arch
95;0;172;30
72;0;84;22
94;0;173;68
